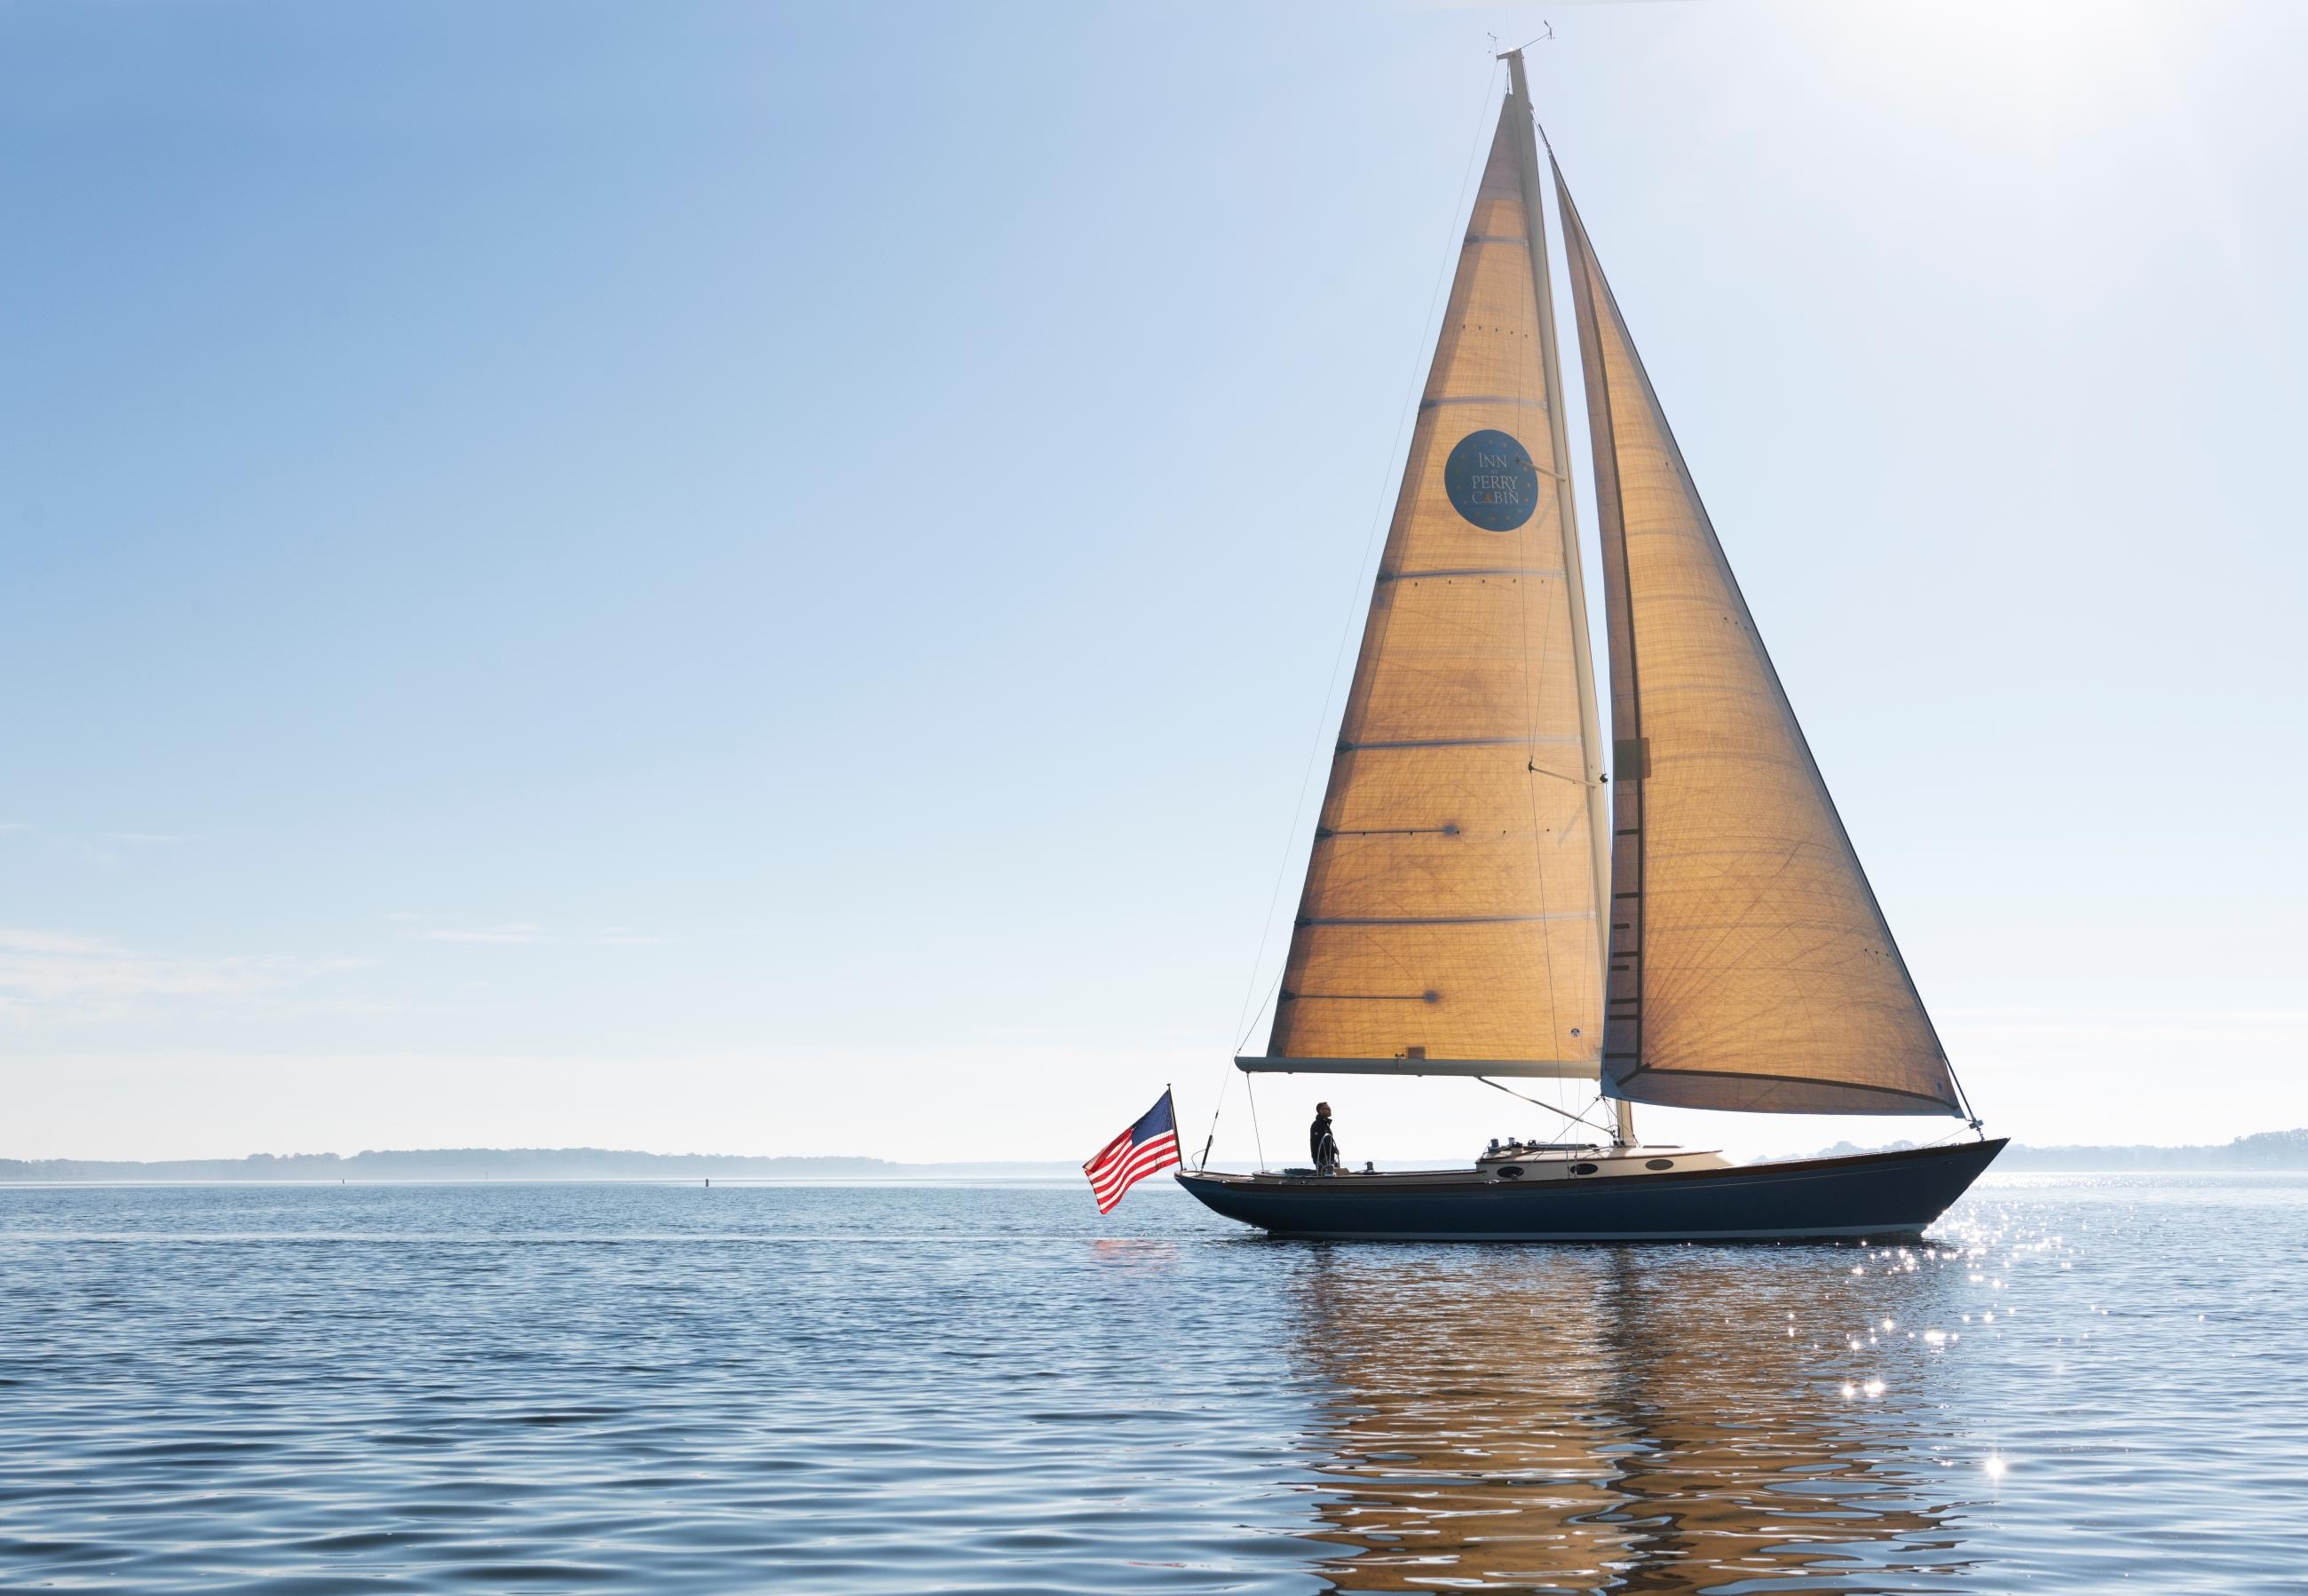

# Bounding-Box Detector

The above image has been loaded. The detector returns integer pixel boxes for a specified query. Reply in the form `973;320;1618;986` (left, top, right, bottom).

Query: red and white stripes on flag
1084;1088;1181;1213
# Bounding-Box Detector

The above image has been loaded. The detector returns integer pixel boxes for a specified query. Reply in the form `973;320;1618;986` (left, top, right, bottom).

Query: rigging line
1945;1055;1985;1134
1474;1074;1617;1139
1245;1072;1267;1173
1533;113;1560;163
1514;264;1563;1112
1196;1069;1229;1173
1203;969;1279;1170
1224;58;1506;1055
1234;972;1281;1056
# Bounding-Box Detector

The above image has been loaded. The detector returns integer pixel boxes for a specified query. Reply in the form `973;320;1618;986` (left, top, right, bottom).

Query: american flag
1084;1089;1180;1213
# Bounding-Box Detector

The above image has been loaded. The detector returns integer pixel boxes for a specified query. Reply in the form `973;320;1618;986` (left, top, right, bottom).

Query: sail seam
1379;565;1562;581
1318;825;1461;838
1296;913;1595;926
1339;735;1577;751
1287;993;1442;1002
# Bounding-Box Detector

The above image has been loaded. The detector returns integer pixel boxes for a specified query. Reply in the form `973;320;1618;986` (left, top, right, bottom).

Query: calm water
2;1175;2303;1593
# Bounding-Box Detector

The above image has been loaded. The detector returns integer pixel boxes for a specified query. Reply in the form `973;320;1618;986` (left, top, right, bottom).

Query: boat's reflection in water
1290;1245;1970;1592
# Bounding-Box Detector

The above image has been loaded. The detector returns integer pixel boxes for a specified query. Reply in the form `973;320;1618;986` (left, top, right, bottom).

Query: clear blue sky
5;1;2304;1164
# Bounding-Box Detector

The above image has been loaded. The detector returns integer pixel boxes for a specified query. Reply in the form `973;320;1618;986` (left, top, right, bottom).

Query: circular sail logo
1443;428;1538;531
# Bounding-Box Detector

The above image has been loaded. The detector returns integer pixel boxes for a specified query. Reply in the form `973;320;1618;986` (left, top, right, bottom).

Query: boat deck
1243;1145;1730;1190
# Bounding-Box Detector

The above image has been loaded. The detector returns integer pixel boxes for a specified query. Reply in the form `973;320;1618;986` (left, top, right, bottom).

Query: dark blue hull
1175;1139;2005;1241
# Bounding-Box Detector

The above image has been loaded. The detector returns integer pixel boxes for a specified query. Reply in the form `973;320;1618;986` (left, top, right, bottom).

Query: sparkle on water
2;1172;2305;1592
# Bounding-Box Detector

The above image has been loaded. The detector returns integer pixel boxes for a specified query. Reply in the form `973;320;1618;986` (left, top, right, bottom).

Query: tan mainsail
1553;161;1964;1117
1258;104;1604;1074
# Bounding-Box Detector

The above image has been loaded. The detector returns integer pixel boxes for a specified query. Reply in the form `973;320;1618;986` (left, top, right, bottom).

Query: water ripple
2;1176;2304;1591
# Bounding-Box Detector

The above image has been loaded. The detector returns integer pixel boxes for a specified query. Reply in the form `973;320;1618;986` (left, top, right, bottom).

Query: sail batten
1552;159;1964;1119
1257;100;1605;1071
1419;396;1551;411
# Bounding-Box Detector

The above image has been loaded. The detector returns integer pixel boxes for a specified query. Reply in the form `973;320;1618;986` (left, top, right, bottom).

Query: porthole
1571;1162;1599;1176
1496;1165;1525;1181
1646;1158;1675;1171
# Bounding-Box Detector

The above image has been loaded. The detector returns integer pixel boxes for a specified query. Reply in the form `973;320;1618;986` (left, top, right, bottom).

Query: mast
1501;49;1632;1148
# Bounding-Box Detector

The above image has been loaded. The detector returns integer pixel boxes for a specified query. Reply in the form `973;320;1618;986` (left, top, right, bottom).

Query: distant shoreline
6;1130;2307;1182
1798;1127;2308;1173
0;1150;1086;1183
0;1175;1096;1187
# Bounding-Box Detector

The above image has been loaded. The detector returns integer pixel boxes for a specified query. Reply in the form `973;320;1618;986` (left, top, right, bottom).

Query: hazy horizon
14;1124;2308;1174
6;1;2305;1167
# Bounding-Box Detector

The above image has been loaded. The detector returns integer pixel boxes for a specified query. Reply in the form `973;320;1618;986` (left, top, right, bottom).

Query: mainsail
1251;95;1606;1078
1553;160;1965;1117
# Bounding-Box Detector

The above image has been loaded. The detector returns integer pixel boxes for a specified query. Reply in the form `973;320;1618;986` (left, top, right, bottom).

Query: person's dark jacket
1309;1114;1339;1171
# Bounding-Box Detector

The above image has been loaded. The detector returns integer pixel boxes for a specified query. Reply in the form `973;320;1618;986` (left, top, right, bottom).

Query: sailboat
1177;51;2005;1241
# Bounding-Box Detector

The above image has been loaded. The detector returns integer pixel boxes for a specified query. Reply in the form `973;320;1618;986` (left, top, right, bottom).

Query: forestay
1553;161;1964;1117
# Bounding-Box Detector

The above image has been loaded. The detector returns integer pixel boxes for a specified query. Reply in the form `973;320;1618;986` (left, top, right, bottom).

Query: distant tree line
1992;1127;2308;1171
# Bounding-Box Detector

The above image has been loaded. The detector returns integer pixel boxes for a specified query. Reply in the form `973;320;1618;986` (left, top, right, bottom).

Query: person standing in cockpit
1310;1102;1340;1174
